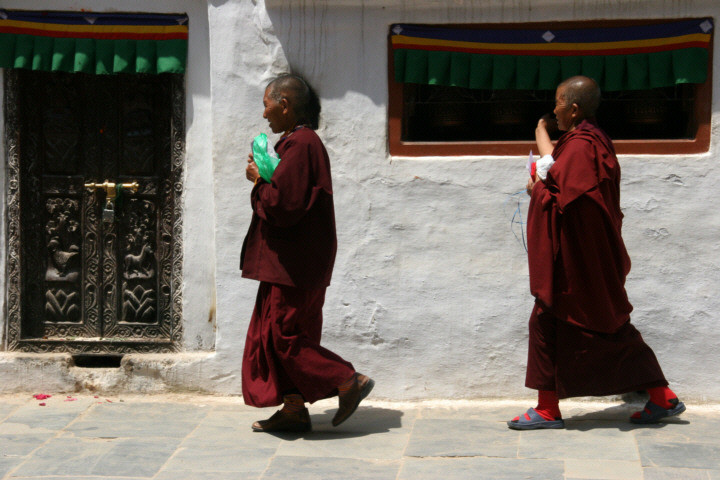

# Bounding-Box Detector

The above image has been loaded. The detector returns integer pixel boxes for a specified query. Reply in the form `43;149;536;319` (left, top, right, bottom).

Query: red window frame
387;20;712;156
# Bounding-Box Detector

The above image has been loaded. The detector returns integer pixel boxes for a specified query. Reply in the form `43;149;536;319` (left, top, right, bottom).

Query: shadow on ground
565;403;689;432
267;406;404;440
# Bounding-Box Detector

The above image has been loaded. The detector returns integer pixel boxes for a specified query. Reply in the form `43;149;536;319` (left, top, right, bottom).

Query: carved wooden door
7;70;183;353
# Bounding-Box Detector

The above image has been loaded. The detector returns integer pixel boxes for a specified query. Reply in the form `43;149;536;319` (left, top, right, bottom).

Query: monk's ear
279;97;290;115
570;102;582;121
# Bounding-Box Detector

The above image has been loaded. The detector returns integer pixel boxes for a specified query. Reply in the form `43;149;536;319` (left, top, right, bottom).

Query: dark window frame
387;20;712;156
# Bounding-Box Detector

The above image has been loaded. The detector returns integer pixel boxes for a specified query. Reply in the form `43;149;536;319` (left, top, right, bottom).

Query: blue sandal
630;399;686;424
507;407;565;430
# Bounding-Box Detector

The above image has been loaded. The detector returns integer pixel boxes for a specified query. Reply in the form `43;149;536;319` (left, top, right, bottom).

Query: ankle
647;386;677;409
536;390;562;419
337;373;357;395
281;393;305;414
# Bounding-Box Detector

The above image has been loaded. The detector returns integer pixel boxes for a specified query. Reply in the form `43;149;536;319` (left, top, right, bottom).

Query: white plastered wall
210;0;720;401
1;0;719;401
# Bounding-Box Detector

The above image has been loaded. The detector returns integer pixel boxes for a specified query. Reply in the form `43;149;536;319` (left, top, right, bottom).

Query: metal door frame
3;70;185;353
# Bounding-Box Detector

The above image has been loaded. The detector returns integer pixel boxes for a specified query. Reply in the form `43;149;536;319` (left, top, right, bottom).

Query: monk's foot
507;407;564;430
332;373;375;427
630;398;686;424
252;408;311;432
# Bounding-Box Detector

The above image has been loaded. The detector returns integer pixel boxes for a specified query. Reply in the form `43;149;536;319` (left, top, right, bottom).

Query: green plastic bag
252;133;281;182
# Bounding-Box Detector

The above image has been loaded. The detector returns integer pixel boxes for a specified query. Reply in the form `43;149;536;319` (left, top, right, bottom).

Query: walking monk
508;76;685;430
241;74;374;432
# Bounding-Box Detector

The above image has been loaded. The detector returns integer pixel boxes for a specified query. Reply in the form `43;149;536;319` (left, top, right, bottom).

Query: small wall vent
72;355;124;368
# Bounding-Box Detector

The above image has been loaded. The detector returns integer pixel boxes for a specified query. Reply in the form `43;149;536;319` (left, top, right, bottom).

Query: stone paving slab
11;436;182;477
66;402;211;438
405;417;518;458
633;413;720;442
0;398;94;434
0;403;21;421
642;467;720;480
564;459;643;479
0;434;48;457
399;457;565;480
0;394;718;480
518;426;641;461
415;404;520;420
11;478;143;480
272;406;411;460
0;458;22;479
263;456;401;480
155;473;264;480
161;445;276;476
638;440;720;470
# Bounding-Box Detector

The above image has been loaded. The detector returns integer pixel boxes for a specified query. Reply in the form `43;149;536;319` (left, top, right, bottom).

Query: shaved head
266;74;321;129
558;76;601;118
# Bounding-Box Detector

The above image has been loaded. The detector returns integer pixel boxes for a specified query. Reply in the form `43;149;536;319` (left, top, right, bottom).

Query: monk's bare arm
535;115;556;157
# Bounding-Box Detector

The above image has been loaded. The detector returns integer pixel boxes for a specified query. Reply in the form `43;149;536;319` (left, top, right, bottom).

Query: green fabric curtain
391;20;712;91
394;48;709;91
0;34;187;74
0;11;188;75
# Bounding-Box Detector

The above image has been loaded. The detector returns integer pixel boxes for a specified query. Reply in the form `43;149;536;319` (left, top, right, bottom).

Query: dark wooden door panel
6;70;184;353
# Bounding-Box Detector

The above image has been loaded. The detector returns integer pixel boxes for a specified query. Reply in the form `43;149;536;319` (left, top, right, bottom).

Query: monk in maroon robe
241;74;374;432
508;76;685;430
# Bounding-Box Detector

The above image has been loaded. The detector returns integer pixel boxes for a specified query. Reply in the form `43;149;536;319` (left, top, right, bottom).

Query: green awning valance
391;19;713;91
0;10;188;75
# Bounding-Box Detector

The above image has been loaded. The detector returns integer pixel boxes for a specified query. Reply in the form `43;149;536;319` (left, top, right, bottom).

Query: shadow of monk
266;406;404;440
564;403;689;432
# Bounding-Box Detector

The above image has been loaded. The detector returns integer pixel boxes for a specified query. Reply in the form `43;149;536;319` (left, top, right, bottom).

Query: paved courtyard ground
0;393;717;479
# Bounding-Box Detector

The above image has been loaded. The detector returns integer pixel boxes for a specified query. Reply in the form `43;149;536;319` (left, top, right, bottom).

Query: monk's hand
526;177;537;196
246;154;260;183
538;114;558;135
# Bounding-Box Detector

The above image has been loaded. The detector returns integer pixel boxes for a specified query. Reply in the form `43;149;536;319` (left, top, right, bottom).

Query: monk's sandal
630;398;686;424
252;408;311;433
507;408;565;430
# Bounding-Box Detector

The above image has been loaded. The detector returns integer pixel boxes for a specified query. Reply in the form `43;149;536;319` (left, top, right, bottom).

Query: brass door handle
84;180;139;201
85;180;139;224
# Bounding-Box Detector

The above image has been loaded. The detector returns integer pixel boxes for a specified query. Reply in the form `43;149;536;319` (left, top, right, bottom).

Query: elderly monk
508;76;685;430
241;74;374;432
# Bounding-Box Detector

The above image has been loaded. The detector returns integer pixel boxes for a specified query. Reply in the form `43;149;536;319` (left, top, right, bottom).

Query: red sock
513;390;561;422
535;390;562;420
648;386;678;408
631;386;678;419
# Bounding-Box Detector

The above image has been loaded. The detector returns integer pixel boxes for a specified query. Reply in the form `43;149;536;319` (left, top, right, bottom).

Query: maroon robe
240;127;354;407
525;119;667;398
241;127;336;289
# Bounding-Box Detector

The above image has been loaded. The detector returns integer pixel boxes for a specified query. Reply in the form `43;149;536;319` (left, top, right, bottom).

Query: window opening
402;84;697;143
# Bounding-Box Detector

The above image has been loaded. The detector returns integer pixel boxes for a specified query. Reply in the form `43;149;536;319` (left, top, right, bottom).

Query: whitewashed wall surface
1;0;719;402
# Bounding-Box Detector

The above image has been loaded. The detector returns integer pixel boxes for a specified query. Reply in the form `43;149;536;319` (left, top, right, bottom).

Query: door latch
84;180;139;224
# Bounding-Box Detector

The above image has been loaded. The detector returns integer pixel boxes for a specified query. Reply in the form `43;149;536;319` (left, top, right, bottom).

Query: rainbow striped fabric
0;10;188;74
391;19;713;91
